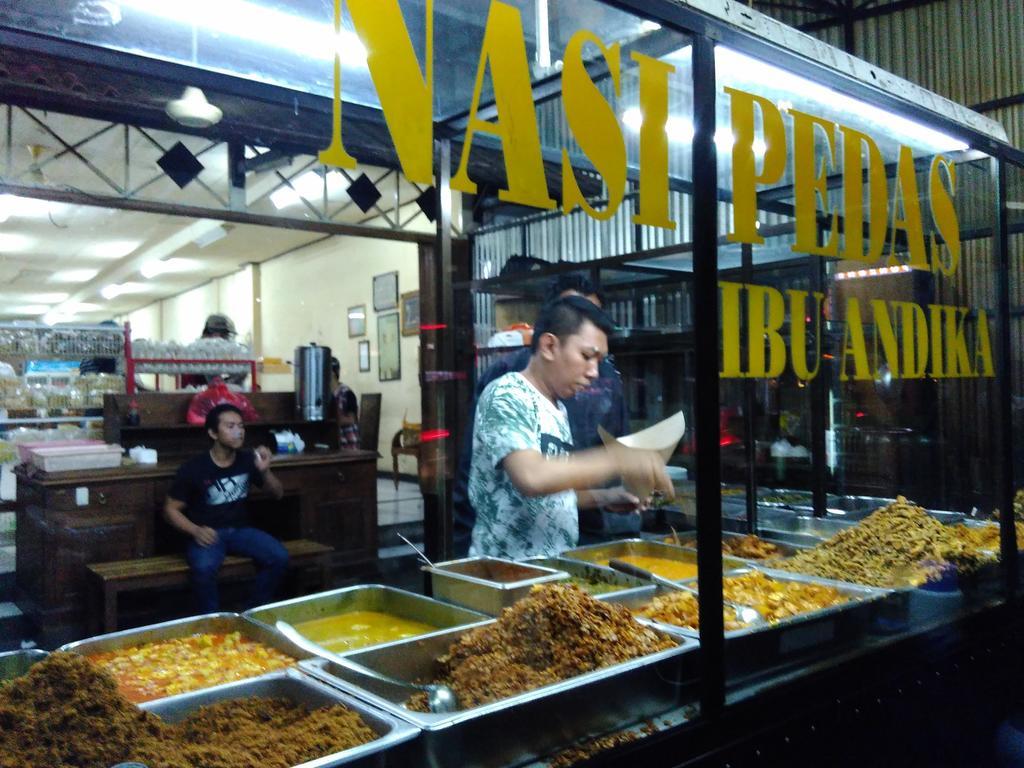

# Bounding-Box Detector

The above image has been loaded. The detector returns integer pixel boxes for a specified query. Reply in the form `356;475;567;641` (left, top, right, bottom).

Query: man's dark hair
543;272;604;306
331;356;341;378
531;295;614;352
205;403;244;435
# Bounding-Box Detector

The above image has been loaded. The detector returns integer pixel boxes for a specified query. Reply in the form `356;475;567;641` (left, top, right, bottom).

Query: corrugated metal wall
757;0;1023;149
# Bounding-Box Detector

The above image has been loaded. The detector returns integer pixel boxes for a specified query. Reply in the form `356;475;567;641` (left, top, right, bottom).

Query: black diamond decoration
415;186;437;222
347;172;382;213
157;141;204;189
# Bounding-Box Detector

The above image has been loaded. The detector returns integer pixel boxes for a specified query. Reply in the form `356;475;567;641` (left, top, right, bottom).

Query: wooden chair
390;429;421;491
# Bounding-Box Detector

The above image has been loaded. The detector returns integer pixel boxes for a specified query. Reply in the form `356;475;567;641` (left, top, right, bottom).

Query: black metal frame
3;0;1024;757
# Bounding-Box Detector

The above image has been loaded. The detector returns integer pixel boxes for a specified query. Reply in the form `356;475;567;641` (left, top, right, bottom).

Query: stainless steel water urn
294;343;331;421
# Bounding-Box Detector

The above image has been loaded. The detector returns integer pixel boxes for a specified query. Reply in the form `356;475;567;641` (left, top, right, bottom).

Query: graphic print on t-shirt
540;433;572;458
206;473;250;506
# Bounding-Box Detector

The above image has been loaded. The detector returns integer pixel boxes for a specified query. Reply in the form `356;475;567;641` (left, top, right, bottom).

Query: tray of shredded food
765;497;1002;589
300;584;698;768
59;612;312;703
0;652;418;768
604;567;889;675
244;584;489;655
523;556;648;597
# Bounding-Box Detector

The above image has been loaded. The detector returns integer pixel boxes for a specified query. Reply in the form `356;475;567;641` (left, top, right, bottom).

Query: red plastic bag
186;378;261;425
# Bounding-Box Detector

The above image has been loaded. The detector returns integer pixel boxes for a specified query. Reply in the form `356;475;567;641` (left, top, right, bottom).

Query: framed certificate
400;291;420;336
347;305;366;337
378;311;401;381
373;270;399;311
358;340;371;372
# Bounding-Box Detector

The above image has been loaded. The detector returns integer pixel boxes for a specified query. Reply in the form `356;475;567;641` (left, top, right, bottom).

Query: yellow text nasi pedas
317;0;988;382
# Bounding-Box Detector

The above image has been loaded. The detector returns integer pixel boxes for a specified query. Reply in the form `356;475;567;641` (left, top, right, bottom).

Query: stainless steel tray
141;668;419;768
523;556;648;597
244;585;489;655
424;557;567;616
299;623;697;768
59;613;312;699
604;567;890;675
561;538;748;575
756;514;855;547
656;530;808;561
0;648;48;681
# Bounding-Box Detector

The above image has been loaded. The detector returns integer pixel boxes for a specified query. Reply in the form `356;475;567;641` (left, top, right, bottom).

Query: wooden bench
86;539;333;634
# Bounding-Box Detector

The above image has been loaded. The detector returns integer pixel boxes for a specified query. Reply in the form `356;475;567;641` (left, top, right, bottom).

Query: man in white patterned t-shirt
468;296;673;559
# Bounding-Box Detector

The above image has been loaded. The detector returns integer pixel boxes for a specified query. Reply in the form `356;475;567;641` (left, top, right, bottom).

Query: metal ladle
608;559;763;626
275;620;459;714
397;533;435;568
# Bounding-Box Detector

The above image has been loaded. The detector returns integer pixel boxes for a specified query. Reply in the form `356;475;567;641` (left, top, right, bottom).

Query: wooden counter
17;445;378;646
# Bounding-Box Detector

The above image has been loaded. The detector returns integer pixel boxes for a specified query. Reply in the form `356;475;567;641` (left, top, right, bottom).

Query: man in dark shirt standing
164;403;286;612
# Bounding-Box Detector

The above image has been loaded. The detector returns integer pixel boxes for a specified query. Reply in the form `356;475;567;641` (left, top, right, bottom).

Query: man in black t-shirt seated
164;403;287;613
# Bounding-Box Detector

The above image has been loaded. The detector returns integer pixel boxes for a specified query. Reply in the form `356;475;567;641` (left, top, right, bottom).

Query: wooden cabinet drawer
41;481;152;514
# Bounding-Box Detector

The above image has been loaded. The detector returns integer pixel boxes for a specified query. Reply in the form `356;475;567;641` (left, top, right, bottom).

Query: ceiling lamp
165;87;223;129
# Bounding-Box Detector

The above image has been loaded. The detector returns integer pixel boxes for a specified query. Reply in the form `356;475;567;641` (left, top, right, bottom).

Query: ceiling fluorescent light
0;194;55;221
141;258;197;278
715;47;968;153
11;304;50;315
270;170;343;210
83;240;142;259
0;233;35;252
193;225;228;248
101;282;147;300
122;0;368;65
22;292;69;304
50;268;101;284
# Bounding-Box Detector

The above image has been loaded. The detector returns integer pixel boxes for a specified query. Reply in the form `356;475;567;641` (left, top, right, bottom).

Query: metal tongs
276;620;459;713
608;559;763;626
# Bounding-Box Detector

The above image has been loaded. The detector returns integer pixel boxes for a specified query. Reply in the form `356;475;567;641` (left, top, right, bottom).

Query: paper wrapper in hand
599;411;686;499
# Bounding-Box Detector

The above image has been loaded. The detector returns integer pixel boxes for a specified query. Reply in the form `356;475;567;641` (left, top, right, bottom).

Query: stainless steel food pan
423;557;567;616
522;556;647;597
244;585;489;654
605;567;889;675
58;612;312;699
0;648;48;681
561;538;747;575
140;667;420;768
756;515;854;547
655;530;808;561
300;622;697;768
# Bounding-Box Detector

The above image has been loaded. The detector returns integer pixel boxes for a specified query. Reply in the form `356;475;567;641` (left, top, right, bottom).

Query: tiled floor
377;477;425;527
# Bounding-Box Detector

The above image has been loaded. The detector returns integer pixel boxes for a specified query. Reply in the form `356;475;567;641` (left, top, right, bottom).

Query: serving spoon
608;559;763;626
275;620;459;713
397;532;435;568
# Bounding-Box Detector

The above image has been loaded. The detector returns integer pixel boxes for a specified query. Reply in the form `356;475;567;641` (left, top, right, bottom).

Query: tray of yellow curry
603;567;890;675
59;613;311;703
560;539;748;581
245;584;489;656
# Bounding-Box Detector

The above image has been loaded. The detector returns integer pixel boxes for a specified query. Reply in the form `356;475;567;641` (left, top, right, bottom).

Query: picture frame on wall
378;311;401;381
373;270;399;311
347;305;366;337
358;340;371;372
400;291;420;336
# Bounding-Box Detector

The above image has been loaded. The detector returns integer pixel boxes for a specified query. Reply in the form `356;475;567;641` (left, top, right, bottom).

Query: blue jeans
186;527;289;613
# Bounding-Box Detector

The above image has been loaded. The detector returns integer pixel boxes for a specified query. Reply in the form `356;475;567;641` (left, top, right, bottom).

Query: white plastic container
28;444;123;472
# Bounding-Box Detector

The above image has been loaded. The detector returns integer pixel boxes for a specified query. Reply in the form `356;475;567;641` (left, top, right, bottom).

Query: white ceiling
0;108;430;324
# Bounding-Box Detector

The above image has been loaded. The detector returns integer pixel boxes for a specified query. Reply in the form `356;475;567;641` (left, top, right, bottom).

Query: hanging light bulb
165;87;223;128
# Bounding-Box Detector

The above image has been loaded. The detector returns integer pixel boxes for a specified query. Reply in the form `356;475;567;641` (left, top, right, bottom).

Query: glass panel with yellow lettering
715;42;1006;696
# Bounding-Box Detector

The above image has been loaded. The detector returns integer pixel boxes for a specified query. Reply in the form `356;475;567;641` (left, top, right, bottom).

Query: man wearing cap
181;313;247;388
